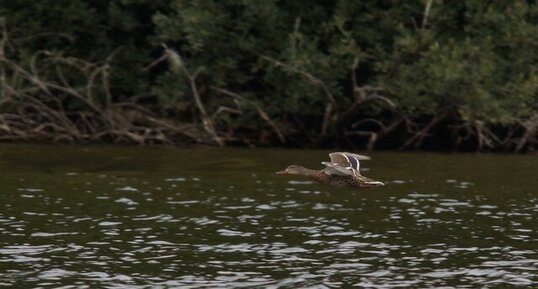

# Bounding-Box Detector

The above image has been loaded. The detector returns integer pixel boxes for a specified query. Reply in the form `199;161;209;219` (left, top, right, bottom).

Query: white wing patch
326;152;371;177
321;162;353;176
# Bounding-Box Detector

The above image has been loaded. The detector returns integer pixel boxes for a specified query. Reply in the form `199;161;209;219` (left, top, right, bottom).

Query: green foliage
377;1;538;124
1;0;537;149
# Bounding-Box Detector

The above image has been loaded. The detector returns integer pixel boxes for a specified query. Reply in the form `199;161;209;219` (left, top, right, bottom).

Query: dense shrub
0;0;537;150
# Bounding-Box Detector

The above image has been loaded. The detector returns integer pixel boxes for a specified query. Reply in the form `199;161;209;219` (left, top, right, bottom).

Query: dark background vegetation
0;0;537;151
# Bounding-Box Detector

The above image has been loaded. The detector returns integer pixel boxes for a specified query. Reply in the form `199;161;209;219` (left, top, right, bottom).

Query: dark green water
0;144;537;288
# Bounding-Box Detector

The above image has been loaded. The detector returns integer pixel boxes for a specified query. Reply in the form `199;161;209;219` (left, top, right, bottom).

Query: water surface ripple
0;145;537;288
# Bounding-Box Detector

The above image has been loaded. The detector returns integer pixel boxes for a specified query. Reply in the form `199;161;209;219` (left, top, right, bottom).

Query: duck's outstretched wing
322;152;371;176
321;161;353;176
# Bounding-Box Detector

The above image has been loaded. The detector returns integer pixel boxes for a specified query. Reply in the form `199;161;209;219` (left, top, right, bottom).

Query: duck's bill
275;170;286;175
366;181;385;186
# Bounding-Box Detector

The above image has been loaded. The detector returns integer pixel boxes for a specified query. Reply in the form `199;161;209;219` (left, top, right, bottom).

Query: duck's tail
365;181;385;186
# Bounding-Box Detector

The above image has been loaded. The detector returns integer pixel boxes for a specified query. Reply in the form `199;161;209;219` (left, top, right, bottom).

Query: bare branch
261;55;338;136
261;55;337;106
515;114;538;152
400;111;448;150
422;0;434;29
164;47;223;146
211;86;286;143
345;130;378;151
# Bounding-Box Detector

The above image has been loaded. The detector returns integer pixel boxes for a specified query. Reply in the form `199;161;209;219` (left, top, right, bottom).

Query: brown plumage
275;152;384;189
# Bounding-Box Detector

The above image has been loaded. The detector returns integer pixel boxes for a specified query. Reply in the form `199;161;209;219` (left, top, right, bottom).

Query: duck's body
276;152;384;189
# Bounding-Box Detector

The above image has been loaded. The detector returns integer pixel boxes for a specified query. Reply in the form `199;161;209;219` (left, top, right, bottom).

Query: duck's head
275;165;309;175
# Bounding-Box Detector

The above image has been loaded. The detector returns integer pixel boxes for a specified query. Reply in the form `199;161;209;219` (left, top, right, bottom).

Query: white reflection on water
1;153;538;288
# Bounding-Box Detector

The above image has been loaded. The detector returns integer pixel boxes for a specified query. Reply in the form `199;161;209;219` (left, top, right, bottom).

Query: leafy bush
0;0;537;150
